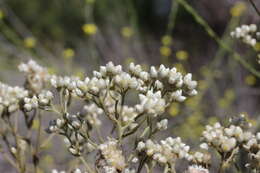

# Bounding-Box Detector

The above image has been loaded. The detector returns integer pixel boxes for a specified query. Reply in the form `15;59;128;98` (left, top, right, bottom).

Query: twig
248;0;260;17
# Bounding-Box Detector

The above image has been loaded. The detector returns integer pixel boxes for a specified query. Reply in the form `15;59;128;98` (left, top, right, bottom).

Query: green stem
176;0;260;78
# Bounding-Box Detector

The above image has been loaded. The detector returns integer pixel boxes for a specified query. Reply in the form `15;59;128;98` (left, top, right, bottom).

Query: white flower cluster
18;60;49;92
24;96;38;112
202;122;238;152
0;82;28;114
231;24;260;63
121;106;138;125
231;24;258;47
47;113;86;156
23;90;53;111
50;75;79;91
47;62;197;132
156;119;168;130
51;168;86;173
190;150;211;167
137;137;191;164
135;90;166;117
83;103;103;126
186;165;209;173
243;132;260;169
99;138;126;170
202;121;260;169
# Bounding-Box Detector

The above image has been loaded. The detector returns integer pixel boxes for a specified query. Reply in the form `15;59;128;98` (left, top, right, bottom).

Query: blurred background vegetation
0;0;260;172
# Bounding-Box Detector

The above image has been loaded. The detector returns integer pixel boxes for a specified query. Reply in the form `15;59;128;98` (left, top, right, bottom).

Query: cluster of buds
23;90;53;112
47;113;87;156
18;60;50;93
137;137;191;164
99;138;126;171
231;24;260;63
202;122;238;153
190;150;211;168
201;116;260;170
0;82;28;114
185;165;209;173
83;103;103;127
231;24;258;47
46;61;197;138
243;132;260;170
52;168;86;173
156;119;168;131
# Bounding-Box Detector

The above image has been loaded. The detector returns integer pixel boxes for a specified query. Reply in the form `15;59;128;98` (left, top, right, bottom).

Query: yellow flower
218;98;229;109
82;23;97;35
0;10;4;19
173;63;186;74
74;69;85;79
168;103;180;117
245;75;256;86
160;46;171;57
254;42;260;51
48;67;57;75
161;35;172;46
224;89;235;101
208;117;218;125
176;50;189;61
124;57;135;66
24;37;36;48
63;48;75;60
230;2;246;17
198;80;208;90
121;27;134;38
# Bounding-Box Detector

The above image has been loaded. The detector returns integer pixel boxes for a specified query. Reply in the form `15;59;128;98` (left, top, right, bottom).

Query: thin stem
40;134;55;149
33;110;42;173
79;156;95;173
248;0;260;16
177;0;260;78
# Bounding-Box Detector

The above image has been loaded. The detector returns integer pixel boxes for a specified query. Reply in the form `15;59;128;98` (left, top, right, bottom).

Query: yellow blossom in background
63;48;75;60
74;68;85;79
219;89;235;109
124;57;135;66
245;75;256;86
48;67;57;75
224;89;235;101
0;10;4;19
218;98;229;109
254;42;260;51
24;37;36;48
121;27;134;38
176;50;189;61
168;103;180;117
85;0;95;4
161;35;172;46
198;80;208;90
208;117;218;125
176;111;204;139
37;169;44;173
160;46;171;57
82;23;97;35
230;2;246;17
200;66;210;77
173;63;186;74
185;97;199;109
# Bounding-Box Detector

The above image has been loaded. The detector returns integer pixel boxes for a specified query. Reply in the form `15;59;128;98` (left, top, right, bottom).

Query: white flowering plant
0;59;259;173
